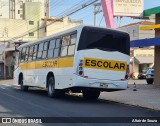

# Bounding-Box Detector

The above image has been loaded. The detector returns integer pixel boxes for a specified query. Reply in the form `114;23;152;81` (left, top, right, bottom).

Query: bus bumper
72;76;128;91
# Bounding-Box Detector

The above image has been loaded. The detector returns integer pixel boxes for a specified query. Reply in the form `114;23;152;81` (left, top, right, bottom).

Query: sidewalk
100;80;160;110
0;79;14;85
0;79;160;110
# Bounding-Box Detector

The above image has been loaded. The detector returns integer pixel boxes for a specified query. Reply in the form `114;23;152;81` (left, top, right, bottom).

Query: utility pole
3;27;8;80
94;3;102;26
3;40;6;80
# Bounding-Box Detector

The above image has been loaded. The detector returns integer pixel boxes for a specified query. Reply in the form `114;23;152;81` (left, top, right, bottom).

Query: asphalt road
0;83;160;126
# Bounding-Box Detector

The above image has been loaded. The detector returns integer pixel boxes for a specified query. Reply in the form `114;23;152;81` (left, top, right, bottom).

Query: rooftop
119;21;155;28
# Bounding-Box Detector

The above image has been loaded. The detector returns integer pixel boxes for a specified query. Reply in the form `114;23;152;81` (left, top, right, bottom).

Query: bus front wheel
82;89;100;100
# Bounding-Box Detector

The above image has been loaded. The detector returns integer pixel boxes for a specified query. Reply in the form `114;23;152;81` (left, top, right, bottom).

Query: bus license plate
100;83;108;88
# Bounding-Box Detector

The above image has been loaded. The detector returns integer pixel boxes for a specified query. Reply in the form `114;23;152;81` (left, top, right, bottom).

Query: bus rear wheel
82;89;100;100
19;77;28;91
47;77;65;98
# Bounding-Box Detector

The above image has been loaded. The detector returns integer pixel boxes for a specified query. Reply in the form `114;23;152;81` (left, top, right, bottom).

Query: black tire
47;76;65;98
82;89;100;100
146;79;153;84
19;76;28;91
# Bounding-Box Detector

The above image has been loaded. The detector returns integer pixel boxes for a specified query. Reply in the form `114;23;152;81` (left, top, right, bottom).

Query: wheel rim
20;79;23;89
48;79;54;95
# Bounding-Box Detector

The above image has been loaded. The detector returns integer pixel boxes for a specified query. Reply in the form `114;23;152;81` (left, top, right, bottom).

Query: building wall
139;25;155;40
46;17;83;36
118;24;155;41
25;2;42;41
134;49;154;56
0;19;30;45
118;25;139;40
39;17;83;38
0;1;49;45
0;0;9;18
133;48;154;78
118;23;155;79
0;0;49;19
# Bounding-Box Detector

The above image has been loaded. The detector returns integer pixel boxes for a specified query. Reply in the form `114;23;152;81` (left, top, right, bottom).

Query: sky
50;0;160;28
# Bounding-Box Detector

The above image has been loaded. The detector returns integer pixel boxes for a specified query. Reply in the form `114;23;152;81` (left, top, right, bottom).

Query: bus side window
33;45;38;60
18;49;21;64
68;33;77;56
54;38;61;58
20;48;26;62
19;49;22;62
42;41;49;59
70;34;77;45
37;43;44;60
60;35;70;57
28;46;34;61
62;35;70;46
48;39;55;58
25;47;29;61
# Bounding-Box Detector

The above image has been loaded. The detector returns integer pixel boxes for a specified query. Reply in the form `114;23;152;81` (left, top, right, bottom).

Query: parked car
146;68;154;84
138;73;146;79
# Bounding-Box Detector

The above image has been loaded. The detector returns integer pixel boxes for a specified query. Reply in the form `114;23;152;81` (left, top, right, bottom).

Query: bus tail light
125;64;129;80
77;60;84;77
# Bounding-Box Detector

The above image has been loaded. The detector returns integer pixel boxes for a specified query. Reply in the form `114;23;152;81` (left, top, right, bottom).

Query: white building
0;0;83;79
118;21;155;41
118;21;155;78
0;0;49;19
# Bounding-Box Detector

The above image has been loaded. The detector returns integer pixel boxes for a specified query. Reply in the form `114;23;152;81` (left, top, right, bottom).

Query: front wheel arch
18;73;23;85
46;72;54;88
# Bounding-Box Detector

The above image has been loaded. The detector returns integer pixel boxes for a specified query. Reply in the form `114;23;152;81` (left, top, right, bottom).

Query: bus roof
18;25;129;49
18;25;84;49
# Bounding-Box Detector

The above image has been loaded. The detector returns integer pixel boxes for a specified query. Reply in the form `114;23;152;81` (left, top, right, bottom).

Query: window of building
18;10;23;14
29;21;33;25
20;14;23;18
133;30;135;37
29;32;34;36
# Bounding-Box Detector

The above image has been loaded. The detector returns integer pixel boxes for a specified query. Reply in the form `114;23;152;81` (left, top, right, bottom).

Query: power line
8;0;99;42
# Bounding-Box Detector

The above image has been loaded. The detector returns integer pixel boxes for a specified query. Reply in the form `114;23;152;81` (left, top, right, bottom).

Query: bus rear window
78;27;130;55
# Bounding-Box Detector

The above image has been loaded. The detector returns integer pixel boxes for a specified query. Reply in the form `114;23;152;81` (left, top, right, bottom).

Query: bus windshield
78;27;130;55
